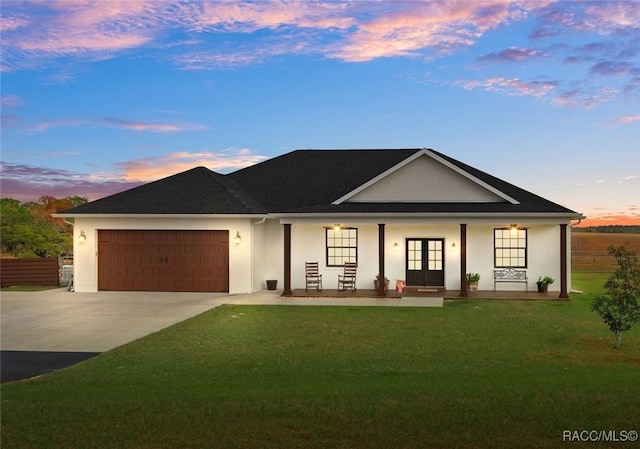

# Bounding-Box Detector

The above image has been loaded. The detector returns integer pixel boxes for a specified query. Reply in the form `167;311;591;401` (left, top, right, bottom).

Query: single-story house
56;148;583;298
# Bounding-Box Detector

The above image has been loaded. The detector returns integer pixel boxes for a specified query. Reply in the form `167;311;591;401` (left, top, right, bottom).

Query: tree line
573;225;640;234
1;196;87;258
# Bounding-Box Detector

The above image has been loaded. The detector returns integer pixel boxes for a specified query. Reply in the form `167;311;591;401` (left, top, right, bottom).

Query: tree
591;245;640;349
0;196;86;258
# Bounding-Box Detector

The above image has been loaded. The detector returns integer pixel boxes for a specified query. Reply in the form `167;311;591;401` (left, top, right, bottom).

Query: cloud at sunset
1;1;638;227
116;149;269;182
1;1;638;111
609;115;640;127
456;77;558;98
477;47;546;63
0;149;270;201
29;117;209;133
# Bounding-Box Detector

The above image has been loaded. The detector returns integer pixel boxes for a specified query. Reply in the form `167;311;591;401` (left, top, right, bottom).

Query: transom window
326;228;357;267
494;228;527;268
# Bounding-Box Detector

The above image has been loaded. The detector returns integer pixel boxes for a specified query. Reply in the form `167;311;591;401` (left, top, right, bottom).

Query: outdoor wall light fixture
510;224;519;235
450;242;456;250
233;231;242;245
332;224;342;232
78;230;86;243
393;242;399;251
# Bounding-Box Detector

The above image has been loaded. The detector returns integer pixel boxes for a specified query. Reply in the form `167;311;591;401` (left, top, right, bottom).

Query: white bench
494;268;528;292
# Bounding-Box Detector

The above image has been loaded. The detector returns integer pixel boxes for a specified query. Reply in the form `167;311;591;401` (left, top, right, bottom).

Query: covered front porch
277;220;571;299
288;288;566;301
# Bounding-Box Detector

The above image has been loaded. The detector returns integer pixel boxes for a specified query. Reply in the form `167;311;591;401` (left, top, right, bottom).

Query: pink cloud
29;117;208;133
1;94;25;108
330;2;505;62
477;47;546;63
609;115;640;126
1;1;160;69
553;87;616;109
0;149;269;202
194;1;354;32
0;14;29;32
589;60;640;77
116;150;269;182
0;162;144;202
457;77;558;97
531;1;640;38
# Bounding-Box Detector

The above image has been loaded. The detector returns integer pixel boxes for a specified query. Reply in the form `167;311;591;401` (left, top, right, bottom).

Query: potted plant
466;273;480;291
374;274;389;291
536;276;554;293
266;279;278;290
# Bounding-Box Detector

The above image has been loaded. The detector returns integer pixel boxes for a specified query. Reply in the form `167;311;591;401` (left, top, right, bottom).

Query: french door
406;238;445;287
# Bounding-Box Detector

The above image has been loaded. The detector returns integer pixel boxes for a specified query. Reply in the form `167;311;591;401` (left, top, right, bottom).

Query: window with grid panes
494;228;527;268
326;228;357;267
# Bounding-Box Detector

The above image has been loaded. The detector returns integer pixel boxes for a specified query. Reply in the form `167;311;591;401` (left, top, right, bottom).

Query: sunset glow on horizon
1;1;638;224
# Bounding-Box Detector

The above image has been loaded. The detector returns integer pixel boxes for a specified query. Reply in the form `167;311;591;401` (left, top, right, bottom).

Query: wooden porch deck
289;288;566;301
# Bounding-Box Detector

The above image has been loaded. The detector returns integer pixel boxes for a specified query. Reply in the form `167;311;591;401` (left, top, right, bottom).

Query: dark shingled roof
60;149;580;216
228;149;421;212
64;167;267;214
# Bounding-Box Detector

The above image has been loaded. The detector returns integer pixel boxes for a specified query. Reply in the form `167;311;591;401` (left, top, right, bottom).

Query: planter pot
467;282;478;292
537;283;548;293
374;279;390;291
266;280;278;290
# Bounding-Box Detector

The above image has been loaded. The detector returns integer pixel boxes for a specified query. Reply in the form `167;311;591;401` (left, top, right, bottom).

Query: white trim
53;213;268;219
275;212;585;221
331;149;520;205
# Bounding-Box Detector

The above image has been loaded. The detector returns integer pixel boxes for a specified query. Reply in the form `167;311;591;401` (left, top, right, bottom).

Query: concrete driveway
1;288;441;382
1;289;442;352
0;288;232;352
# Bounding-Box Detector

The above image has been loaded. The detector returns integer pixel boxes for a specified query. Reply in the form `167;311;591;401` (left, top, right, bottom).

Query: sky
1;0;639;226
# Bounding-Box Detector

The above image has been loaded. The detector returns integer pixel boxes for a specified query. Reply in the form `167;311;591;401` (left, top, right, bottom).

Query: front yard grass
2;274;638;448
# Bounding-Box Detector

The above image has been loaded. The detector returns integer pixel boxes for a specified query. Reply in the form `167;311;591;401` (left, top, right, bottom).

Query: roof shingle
60;149;580;216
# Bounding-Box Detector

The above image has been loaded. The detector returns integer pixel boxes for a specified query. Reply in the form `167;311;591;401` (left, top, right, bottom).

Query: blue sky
1;0;638;225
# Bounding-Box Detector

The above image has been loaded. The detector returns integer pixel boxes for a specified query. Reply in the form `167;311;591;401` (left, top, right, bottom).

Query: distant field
572;232;640;272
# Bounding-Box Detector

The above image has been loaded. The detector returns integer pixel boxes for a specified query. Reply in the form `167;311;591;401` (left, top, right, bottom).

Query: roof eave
52;213;269;219
272;211;585;220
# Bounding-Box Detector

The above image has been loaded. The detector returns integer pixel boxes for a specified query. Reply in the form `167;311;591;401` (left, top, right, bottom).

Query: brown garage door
98;230;229;292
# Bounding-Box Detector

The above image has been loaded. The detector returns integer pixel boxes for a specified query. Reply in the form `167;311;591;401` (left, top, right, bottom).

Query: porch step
406;287;444;293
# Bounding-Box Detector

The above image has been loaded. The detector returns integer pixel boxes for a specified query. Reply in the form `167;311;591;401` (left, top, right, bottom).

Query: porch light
78;230;86;243
332;224;342;232
393;242;399;251
450;242;456;251
233;231;242;245
510;224;519;235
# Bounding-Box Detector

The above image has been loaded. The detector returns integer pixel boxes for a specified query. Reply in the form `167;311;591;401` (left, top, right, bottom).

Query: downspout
250;217;267;292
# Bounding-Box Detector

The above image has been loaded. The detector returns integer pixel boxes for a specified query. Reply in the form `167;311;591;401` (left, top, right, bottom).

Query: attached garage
98;230;229;292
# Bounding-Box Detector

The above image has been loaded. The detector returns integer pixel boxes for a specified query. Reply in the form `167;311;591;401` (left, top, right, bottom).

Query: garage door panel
98;230;229;292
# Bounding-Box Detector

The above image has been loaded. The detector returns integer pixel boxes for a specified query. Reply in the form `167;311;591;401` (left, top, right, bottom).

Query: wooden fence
0;257;60;288
572;251;619;272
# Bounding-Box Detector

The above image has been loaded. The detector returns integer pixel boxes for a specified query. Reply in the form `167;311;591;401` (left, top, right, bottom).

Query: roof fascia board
52;213;269;219
332;148;520;205
275;212;585;222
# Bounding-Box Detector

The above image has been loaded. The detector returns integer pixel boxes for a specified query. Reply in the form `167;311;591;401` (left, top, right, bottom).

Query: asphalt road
1;350;100;383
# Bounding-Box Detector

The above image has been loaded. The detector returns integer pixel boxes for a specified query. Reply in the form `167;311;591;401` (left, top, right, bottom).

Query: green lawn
2;274;639;448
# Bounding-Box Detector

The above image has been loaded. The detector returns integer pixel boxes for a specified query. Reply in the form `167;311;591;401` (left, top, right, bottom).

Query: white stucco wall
284;222;464;291
280;220;571;293
72;216;572;295
72;217;255;294
462;224;568;292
